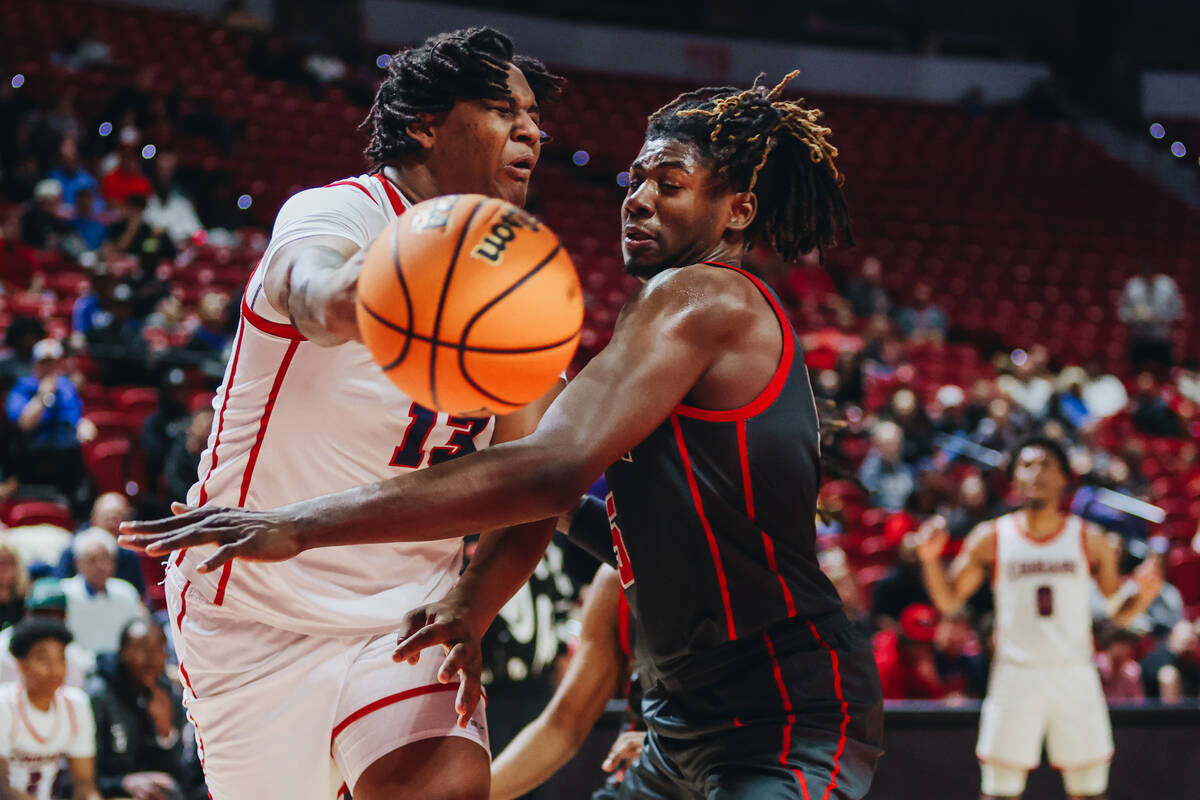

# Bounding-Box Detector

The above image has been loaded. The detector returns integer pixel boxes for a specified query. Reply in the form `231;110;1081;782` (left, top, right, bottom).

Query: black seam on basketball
364;297;580;357
456;242;575;408
390;220;415;365
430;198;487;411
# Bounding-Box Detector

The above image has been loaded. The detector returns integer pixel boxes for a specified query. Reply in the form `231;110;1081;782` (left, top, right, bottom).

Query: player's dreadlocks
646;71;851;261
363;27;563;168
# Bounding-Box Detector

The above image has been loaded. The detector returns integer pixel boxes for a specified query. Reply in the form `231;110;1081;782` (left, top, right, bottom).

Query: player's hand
120;772;177;800
118;502;304;571
394;598;485;729
915;516;949;564
602;730;646;780
1133;556;1165;599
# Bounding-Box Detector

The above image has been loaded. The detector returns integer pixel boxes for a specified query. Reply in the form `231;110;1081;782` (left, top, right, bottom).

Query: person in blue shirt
5;339;95;501
47;136;99;207
67;188;108;252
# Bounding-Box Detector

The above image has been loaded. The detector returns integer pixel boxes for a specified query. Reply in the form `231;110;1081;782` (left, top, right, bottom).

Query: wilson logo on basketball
471;208;541;265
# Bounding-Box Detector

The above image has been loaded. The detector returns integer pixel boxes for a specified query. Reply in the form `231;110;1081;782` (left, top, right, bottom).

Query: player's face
1012;446;1067;508
426;64;542;206
17;640;67;696
621;138;736;278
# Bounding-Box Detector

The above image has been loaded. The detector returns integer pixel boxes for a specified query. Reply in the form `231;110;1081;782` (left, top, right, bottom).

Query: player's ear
406;113;439;151
724;190;757;236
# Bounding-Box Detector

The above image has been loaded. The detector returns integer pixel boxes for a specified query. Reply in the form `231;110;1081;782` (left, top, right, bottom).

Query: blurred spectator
1104;548;1179;636
52;28;114;71
0;316;45;388
846;256;891;317
0;543;28;632
101;140;152;208
870;536;931;629
933;610;987;698
68;187;109;253
1053;366;1093;429
54;493;147;597
86;283;152;385
180;292;231;380
943;473;997;539
886;388;933;465
802;302;863;372
894;282;947;343
785;250;837;310
20;178;71;250
997;352;1053;419
1129;371;1184;436
858;420;916;511
105;193;176;267
874;604;946;700
6;338;95;500
1142;620;1200;701
88;619;194;799
48;136;98;207
72;268;116;340
0;578;93;688
819;546;872;637
164;407;214;502
0;618;101;800
61;528;145;656
141;370;191;498
0;210;39;291
1094;625;1145;702
1118;261;1183;370
1079;361;1129;420
145;151;203;244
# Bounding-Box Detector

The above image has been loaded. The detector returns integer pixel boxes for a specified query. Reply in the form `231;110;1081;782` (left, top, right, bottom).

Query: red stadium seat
4;501;74;530
84;439;132;495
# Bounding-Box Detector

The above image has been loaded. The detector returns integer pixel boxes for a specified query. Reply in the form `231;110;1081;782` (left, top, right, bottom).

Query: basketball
355;194;583;416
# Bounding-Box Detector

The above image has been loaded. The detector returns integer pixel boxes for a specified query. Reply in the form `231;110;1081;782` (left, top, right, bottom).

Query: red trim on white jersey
330;683;460;744
241;294;306;341
324;180;379;205
373;172;407;215
197;325;247;507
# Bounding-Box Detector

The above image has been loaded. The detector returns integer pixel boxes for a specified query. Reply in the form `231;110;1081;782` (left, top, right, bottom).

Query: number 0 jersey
992;512;1094;668
604;262;842;685
176;173;495;636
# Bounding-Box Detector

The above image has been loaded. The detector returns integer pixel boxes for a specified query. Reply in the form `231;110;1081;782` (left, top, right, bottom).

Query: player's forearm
279;245;363;345
454;519;556;639
920;560;964;615
490;710;586;800
292;438;586;551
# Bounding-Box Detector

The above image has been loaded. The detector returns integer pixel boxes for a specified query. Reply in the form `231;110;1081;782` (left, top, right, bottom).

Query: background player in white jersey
146;28;564;800
0;619;99;800
916;437;1161;800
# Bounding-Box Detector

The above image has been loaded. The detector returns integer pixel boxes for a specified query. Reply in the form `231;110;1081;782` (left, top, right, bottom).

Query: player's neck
23;686;55;712
1021;505;1065;539
382;164;435;206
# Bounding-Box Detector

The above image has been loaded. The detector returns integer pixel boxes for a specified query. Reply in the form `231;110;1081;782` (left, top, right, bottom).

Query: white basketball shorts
165;565;488;799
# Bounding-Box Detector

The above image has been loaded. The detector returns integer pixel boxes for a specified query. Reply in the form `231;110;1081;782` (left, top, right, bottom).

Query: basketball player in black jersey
121;72;884;798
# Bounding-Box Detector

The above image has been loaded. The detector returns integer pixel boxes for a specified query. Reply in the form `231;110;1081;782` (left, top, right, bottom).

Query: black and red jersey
604;262;841;685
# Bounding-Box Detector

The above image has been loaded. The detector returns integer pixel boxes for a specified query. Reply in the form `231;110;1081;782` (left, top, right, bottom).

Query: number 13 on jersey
606;492;635;588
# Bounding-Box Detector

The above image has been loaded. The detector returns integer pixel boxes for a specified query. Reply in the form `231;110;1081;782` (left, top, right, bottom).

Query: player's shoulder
634;264;757;329
276;174;383;217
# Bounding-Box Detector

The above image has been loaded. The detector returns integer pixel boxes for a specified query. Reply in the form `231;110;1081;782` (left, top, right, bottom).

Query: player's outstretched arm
119;265;736;567
488;565;628;800
916;517;993;616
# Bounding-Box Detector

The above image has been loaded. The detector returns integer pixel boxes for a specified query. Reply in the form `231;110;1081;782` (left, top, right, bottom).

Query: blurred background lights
236;194;253;210
1011;348;1028;366
571;150;589;166
141;144;156;159
1170;141;1186;157
10;74;23;89
376;54;390;69
98;121;113;137
616;171;630;187
1149;122;1165;139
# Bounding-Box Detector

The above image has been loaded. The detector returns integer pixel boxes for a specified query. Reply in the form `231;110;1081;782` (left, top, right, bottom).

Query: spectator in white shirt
60;529;144;656
1119;261;1184;370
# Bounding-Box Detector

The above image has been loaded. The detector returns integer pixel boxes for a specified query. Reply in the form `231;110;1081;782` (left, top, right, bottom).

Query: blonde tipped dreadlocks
646;71;850;262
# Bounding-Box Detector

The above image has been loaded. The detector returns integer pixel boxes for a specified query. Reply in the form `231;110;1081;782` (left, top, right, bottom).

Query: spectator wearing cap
858;420;916;511
5;338;96;498
60;529;146;657
0;578;95;687
873;603;947;700
88;618;198;800
54;493;147;598
20;178;72;250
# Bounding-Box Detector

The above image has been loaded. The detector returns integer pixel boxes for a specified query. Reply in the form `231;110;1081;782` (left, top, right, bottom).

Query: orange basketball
356;194;583;416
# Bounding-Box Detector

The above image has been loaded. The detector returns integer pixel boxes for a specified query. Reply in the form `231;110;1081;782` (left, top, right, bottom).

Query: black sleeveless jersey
604;262;841;684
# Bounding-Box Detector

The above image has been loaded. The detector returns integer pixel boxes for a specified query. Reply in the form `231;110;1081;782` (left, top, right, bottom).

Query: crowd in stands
0;5;1198;796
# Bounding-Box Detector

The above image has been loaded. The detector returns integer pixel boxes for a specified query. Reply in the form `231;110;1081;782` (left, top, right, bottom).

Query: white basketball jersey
992;512;1094;667
0;685;94;800
177;173;496;636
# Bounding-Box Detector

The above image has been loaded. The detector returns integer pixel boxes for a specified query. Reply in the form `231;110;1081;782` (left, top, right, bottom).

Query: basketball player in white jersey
139;29;563;800
0;619;99;800
916;437;1160;800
